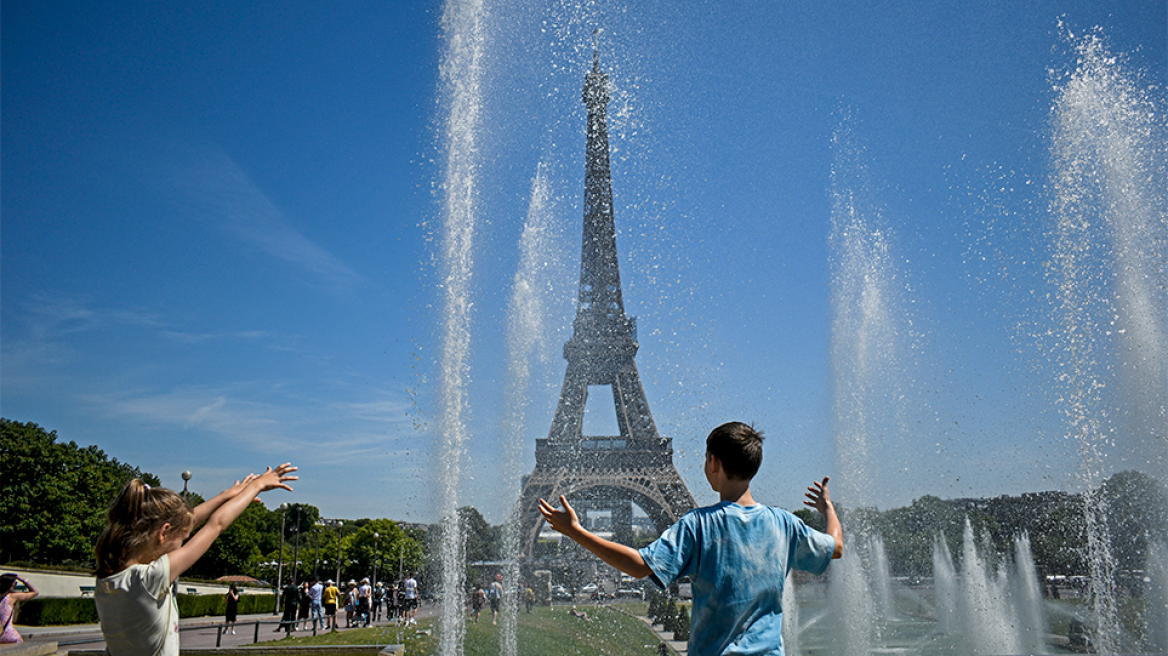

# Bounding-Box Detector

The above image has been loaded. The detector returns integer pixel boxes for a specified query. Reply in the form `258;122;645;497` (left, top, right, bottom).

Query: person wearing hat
357;578;373;627
344;581;358;628
373;582;385;622
322;579;340;631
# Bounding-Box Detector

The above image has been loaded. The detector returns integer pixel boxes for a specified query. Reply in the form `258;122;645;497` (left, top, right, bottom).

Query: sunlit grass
257;604;665;656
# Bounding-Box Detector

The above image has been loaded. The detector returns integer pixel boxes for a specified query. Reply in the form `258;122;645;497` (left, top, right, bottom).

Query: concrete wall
3;567;271;598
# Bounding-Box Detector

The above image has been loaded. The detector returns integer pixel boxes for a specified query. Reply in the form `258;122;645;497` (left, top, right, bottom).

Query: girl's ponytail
95;479;194;578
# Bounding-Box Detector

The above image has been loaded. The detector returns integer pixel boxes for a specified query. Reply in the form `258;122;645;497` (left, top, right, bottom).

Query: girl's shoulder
98;555;171;596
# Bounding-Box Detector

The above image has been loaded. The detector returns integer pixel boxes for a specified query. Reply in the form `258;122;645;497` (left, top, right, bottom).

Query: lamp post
334;521;344;584
313;523;321;580
372;533;380;590
180;471;192;499
274;503;288;614
291;504;302;586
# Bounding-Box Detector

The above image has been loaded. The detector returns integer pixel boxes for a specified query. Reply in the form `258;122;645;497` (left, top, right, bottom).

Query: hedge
14;592;276;626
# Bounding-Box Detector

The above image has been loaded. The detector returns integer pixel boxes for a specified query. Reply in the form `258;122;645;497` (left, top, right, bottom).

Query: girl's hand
253;463;298;493
224;473;261;500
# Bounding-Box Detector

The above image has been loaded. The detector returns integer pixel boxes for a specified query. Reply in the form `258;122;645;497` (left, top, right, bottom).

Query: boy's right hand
538;496;581;536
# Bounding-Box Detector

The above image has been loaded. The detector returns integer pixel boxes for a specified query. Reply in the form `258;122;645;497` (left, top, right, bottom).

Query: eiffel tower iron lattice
516;48;695;558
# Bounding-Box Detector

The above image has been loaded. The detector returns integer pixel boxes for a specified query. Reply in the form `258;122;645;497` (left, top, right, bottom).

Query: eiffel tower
517;47;695;558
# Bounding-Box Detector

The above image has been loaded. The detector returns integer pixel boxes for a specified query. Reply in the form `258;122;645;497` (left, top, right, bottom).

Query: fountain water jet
1048;24;1168;654
927;521;1047;655
434;0;488;653
827;115;904;655
498;164;557;656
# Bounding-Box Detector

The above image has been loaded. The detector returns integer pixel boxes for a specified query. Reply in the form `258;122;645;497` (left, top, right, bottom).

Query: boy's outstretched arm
539;496;652;579
805;477;844;559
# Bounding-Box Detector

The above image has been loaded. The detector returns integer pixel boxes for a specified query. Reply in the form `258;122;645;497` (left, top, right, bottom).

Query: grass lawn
256;604;665;656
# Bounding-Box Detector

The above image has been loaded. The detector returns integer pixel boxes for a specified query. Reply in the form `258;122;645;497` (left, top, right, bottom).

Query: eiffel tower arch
517;48;695;559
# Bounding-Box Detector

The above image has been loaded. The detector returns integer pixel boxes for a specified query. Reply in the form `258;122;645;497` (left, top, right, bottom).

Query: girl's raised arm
167;464;297;582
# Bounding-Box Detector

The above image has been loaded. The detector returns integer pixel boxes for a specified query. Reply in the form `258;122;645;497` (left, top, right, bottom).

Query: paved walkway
17;604;682;654
16;606;436;651
633;615;688;655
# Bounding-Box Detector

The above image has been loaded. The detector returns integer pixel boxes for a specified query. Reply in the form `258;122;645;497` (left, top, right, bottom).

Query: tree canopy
1;418;158;567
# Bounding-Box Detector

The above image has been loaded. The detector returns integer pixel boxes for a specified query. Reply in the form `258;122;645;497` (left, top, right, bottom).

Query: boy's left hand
538;496;581;536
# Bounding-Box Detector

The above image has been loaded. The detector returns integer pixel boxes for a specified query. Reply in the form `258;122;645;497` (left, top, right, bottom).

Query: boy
539;421;842;656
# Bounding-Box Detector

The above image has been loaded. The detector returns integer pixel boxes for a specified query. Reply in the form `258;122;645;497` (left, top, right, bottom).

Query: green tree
1;419;158;567
1101;470;1168;572
184;501;271;580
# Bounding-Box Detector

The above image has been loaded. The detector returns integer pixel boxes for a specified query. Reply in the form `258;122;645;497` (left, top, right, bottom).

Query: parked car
580;583;599;595
551;585;572;601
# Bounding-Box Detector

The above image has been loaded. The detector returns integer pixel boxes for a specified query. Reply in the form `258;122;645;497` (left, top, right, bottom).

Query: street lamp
180;471;192;498
334;521;344;584
275;503;288;614
372;533;381;590
291;504;302;586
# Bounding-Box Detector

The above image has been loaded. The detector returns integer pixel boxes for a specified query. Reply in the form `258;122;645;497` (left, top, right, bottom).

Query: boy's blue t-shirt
639;501;835;656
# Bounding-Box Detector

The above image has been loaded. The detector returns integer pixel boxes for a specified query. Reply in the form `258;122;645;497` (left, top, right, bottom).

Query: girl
1;573;39;643
95;464;297;655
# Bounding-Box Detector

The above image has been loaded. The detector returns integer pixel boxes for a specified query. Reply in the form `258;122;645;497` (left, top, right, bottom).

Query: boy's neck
720;480;755;506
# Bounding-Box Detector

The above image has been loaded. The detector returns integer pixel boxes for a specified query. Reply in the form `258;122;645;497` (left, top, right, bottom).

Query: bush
662;598;678;633
14;592;276;626
673;604;690;642
10;597;99;625
175;592;275;618
647;591;664;625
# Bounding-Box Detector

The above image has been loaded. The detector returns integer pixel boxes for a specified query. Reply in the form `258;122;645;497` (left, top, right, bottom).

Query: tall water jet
1012;533;1047;655
959;519;1023;656
434;0;488;653
1146;542;1168;651
781;576;800;656
499;164;557;656
1048;25;1168;654
869;533;895;618
931;535;959;635
827;116;903;653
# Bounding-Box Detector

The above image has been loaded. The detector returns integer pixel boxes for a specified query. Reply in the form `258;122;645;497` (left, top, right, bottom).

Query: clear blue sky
3;1;1164;524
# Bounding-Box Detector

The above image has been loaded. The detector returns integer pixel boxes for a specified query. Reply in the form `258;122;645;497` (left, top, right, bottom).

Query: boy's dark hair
706;421;764;480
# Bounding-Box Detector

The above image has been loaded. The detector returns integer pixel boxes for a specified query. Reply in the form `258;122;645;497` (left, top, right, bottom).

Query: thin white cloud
82;383;417;466
168;144;364;290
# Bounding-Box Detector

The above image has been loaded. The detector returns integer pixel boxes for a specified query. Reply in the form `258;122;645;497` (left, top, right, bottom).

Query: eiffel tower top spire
569;33;635;380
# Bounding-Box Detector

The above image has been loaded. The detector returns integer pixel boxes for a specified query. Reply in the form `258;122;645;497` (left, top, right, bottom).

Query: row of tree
0;419;426;585
791;470;1168;578
5;417;1165;586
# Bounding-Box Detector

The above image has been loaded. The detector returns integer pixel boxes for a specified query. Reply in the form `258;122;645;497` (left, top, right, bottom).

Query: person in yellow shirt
321;580;341;631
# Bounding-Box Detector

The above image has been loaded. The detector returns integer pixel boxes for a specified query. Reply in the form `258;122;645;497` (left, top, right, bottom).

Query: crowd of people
273;573;421;633
467;575;536;625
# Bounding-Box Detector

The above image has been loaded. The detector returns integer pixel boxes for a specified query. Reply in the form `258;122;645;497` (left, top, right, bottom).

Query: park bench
79;585;95;597
186;587;198;595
